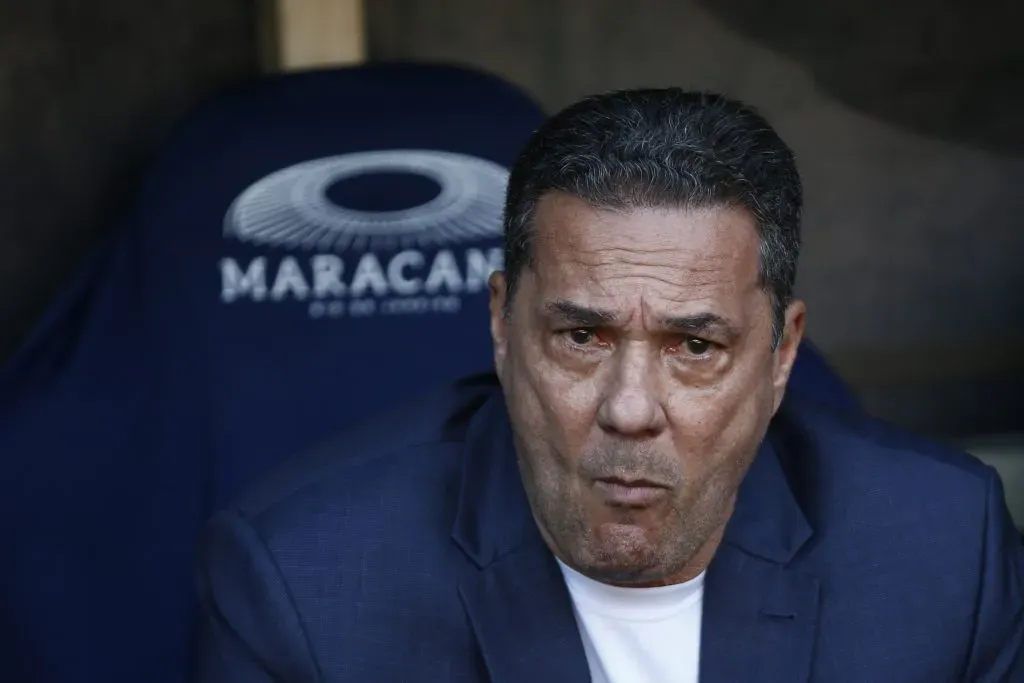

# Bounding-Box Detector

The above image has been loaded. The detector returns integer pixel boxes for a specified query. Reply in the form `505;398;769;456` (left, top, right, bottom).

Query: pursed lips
592;476;671;507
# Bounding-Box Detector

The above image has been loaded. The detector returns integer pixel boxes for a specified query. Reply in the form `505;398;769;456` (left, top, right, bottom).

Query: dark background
2;0;1022;437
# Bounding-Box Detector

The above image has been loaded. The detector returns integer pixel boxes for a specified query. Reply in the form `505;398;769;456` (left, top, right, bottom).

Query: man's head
488;89;805;587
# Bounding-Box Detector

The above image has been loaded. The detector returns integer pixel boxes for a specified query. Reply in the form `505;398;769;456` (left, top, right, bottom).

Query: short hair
502;88;802;347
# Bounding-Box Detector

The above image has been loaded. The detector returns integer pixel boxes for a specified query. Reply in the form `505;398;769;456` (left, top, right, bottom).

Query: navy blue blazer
196;375;1024;682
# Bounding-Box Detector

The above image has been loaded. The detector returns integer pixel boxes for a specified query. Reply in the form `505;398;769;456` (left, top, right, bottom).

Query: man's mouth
593;477;671;507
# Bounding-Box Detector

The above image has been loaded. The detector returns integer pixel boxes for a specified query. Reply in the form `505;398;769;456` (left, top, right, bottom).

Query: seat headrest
132;61;545;311
143;61;545;232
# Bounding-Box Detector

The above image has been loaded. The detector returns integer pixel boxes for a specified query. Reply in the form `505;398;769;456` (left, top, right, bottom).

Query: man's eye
683;337;712;356
567;328;595;345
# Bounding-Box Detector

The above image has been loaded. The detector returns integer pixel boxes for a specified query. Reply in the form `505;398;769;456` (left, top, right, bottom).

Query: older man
195;89;1023;682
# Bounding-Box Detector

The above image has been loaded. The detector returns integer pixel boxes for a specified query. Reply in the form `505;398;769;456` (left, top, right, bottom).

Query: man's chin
592;520;651;547
579;522;663;582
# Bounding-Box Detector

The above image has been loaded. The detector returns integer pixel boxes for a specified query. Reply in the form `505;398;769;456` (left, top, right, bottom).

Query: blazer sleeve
193;508;321;683
962;469;1024;681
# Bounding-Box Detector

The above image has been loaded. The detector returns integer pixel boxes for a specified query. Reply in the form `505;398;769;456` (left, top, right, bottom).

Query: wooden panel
261;0;365;71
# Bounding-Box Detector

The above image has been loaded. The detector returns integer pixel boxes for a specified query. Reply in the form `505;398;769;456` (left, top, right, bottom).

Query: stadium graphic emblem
219;149;509;319
225;149;509;252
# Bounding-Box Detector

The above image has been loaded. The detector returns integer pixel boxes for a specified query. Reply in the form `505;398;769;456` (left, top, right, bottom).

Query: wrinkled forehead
526;193;764;315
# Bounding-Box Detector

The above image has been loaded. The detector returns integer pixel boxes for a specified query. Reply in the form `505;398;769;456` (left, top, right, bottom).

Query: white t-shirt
558;560;705;683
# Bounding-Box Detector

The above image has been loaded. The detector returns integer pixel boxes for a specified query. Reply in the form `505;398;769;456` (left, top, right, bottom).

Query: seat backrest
0;62;547;683
138;63;550;507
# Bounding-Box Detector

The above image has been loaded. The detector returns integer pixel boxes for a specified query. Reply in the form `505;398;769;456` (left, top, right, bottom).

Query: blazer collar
450;388;537;568
452;389;591;682
701;420;821;682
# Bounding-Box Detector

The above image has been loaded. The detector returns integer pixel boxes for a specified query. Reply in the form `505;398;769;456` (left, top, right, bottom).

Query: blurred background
3;0;1023;436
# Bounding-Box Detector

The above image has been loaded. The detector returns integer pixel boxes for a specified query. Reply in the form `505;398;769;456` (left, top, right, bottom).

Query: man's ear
772;299;806;413
488;271;510;381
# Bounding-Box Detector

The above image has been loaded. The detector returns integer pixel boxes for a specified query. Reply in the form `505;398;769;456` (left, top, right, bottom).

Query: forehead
528;192;762;305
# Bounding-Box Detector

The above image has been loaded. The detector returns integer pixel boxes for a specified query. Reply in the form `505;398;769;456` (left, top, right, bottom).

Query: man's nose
596;344;667;438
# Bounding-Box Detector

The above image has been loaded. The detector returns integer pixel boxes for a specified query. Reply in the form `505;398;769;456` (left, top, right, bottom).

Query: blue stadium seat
0;62;546;683
0;63;857;683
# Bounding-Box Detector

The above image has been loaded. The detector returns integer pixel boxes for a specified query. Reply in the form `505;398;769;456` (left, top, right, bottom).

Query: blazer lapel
451;391;590;683
699;436;821;683
700;544;820;682
459;539;592;683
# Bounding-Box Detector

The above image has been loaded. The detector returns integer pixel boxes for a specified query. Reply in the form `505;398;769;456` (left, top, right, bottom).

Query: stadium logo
219;150;508;319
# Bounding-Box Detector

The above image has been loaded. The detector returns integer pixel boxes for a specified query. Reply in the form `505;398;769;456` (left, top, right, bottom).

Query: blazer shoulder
776;399;1014;615
780;396;997;491
775;396;1004;552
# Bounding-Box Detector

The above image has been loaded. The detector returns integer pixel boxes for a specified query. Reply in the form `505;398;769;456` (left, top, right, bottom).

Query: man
195;89;1023;682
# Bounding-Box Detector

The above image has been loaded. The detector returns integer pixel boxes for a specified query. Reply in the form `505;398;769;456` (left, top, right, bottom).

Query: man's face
489;192;804;586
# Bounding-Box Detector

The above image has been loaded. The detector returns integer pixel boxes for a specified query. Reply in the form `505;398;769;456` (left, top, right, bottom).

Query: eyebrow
542;300;618;327
661;312;740;342
541;299;740;340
